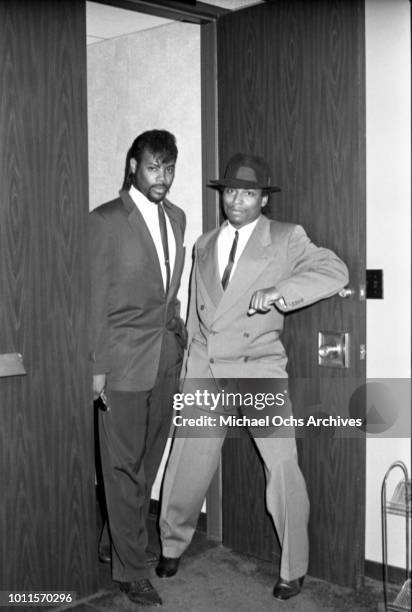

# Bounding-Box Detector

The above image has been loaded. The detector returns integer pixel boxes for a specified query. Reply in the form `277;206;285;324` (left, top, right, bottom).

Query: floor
55;512;393;612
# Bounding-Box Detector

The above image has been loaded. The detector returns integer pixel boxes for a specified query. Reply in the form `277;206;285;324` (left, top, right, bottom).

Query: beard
146;184;169;203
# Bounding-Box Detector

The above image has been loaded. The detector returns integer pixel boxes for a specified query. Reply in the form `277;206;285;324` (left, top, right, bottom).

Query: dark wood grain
218;0;366;587
201;21;220;234
223;431;282;563
0;0;97;597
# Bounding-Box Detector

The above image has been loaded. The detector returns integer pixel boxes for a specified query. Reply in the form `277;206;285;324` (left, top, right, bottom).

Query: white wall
87;21;203;500
87;21;203;320
365;0;411;567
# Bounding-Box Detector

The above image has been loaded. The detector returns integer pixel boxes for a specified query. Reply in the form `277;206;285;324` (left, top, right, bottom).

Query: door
216;0;366;588
0;0;97;597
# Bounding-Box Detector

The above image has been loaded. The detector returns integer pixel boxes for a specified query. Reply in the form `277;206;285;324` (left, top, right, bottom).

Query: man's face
222;187;268;228
131;149;176;203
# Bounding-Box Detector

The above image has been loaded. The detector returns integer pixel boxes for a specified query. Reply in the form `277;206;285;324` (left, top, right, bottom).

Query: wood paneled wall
0;0;97;597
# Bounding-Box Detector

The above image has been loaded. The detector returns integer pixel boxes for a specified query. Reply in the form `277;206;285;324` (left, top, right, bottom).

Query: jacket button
243;356;249;362
200;305;205;310
209;358;214;364
243;332;250;338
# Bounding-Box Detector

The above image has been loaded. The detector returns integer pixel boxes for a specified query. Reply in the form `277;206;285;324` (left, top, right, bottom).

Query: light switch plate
366;269;383;299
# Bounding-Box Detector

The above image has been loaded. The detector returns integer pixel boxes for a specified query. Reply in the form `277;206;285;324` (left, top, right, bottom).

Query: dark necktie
157;204;171;293
221;230;239;290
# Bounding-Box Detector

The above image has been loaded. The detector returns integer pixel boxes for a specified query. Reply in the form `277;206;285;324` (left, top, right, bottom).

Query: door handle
318;343;343;359
338;287;354;298
318;332;350;368
338;286;367;300
0;353;26;377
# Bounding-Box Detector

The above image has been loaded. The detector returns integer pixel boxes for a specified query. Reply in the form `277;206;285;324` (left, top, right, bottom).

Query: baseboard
365;559;410;585
149;499;207;532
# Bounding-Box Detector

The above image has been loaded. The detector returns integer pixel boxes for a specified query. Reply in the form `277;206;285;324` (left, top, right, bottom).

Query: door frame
94;0;228;23
90;0;368;576
199;19;222;542
91;0;224;539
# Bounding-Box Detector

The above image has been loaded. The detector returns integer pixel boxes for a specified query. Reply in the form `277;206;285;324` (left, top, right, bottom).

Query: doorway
87;0;366;588
86;1;207;530
87;0;411;590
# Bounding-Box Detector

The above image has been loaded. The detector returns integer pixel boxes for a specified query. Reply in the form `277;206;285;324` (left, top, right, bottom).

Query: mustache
147;184;170;203
151;184;168;190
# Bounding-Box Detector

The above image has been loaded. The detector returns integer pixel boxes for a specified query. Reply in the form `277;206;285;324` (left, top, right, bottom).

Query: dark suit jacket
89;190;186;392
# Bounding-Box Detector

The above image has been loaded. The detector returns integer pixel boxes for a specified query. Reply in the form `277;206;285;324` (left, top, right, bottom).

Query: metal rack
381;461;411;611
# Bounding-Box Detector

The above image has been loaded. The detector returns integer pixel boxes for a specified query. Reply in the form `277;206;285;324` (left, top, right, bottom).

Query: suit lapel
120;190;171;296
213;216;276;320
163;199;185;301
197;229;224;308
120;189;161;261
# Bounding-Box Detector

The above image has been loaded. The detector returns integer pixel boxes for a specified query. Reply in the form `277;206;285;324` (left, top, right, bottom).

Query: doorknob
338;287;354;298
338;286;367;300
318;343;343;359
318;332;350;368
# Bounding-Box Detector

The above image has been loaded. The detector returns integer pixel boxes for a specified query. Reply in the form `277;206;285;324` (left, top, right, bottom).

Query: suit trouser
98;330;182;582
159;405;310;581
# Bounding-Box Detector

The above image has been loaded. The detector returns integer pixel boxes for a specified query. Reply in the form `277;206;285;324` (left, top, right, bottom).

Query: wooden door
217;0;366;588
0;0;97;598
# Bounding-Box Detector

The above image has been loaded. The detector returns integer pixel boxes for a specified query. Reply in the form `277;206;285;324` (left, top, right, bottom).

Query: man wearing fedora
156;153;348;600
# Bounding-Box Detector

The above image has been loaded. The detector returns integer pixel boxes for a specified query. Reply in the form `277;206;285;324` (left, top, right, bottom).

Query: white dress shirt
217;215;286;309
129;185;176;291
217;217;260;283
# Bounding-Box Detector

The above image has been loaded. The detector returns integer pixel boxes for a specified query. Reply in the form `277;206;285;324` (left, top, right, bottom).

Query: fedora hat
209;153;281;192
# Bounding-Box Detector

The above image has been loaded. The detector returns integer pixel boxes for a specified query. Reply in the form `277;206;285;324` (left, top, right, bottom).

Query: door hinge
360;344;366;360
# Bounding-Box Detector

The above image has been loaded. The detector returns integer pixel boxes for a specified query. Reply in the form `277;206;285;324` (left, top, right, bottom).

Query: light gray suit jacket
185;214;348;379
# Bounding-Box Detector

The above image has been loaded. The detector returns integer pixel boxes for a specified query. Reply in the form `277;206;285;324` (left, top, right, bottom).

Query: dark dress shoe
273;576;304;600
98;545;111;564
155;555;180;578
119;579;162;606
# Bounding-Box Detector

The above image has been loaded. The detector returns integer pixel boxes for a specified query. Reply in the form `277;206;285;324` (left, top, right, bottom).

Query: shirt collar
129;184;161;210
225;215;260;237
